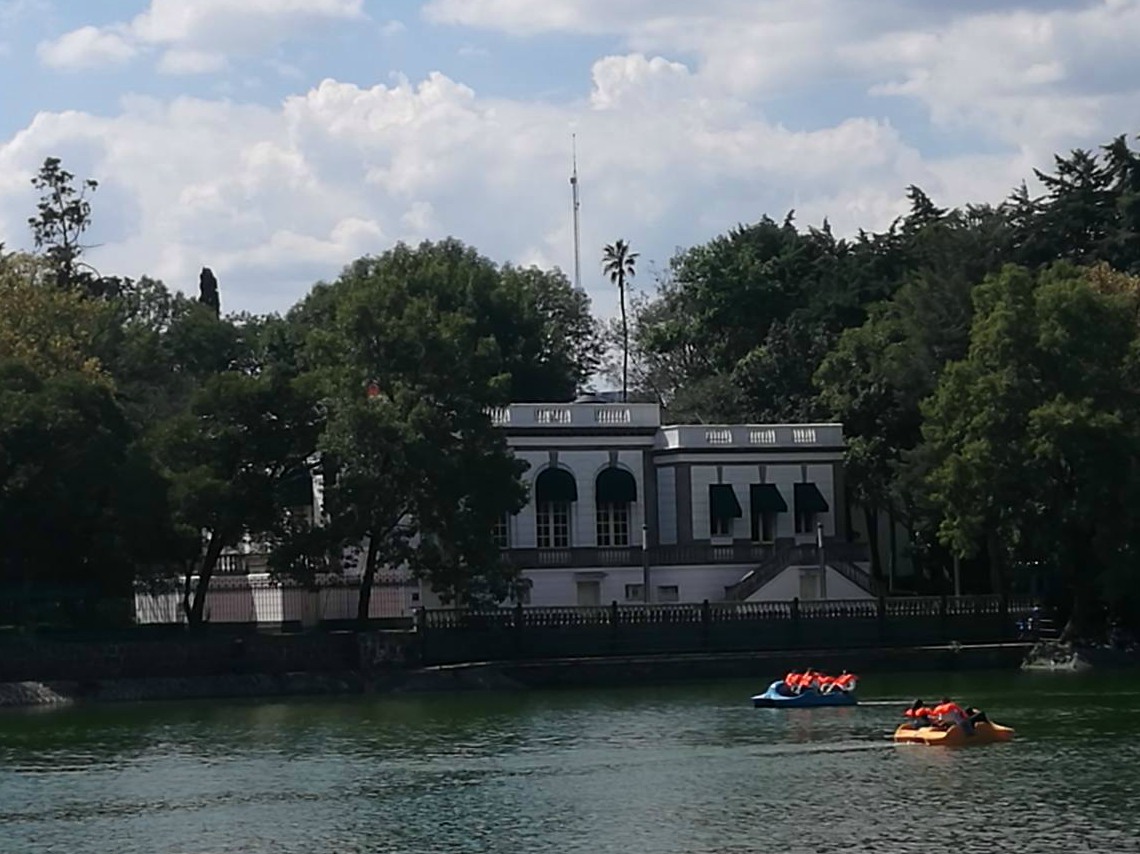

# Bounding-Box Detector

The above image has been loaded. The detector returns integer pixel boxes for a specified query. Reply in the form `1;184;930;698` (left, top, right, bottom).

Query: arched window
595;467;637;547
535;467;577;548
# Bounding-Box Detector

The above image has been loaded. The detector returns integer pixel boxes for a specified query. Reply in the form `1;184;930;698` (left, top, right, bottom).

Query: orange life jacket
835;674;855;689
785;671;799;687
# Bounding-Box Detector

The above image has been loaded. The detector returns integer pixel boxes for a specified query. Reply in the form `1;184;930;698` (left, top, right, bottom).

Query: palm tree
602;239;638;402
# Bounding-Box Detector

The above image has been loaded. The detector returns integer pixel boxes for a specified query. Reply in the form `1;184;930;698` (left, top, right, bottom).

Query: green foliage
297;240;530;613
602;239;638;403
0;362;190;625
149;314;323;625
921;264;1140;627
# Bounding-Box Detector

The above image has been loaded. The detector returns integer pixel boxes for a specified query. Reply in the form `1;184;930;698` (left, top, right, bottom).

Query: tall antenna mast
570;133;582;291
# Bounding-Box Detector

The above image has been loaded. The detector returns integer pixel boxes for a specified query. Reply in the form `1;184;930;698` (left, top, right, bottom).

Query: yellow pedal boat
893;721;1015;747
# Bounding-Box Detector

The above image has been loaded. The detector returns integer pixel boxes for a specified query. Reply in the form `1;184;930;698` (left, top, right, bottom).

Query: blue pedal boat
751;680;858;708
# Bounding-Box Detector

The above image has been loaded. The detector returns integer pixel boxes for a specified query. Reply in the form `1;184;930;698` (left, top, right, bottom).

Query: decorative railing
657;423;844;450
486;403;661;429
420;594;1035;631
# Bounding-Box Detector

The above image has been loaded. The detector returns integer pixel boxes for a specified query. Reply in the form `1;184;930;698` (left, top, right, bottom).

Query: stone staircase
724;549;881;602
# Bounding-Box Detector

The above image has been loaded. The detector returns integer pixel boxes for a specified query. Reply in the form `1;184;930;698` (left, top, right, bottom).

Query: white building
139;400;877;625
435;399;877;607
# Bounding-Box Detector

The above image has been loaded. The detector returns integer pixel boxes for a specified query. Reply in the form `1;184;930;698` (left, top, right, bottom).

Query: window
753;512;776;543
597;502;630;546
536;467;577;549
708;484;742;539
492;513;510;549
657;585;680;603
624;583;645;601
595;467;636;547
793;482;829;536
537;501;571;548
749;484;786;542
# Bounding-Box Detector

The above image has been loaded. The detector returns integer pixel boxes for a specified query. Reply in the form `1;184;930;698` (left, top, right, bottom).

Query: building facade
439;400;875;608
138;400;876;626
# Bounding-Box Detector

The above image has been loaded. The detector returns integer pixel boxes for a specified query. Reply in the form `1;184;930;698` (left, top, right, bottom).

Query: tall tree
297;240;529;618
922;264;1140;629
602;239;638;402
150;314;323;626
198;267;221;317
27;157;99;293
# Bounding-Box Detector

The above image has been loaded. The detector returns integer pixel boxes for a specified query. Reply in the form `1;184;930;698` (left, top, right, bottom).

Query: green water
1;671;1138;853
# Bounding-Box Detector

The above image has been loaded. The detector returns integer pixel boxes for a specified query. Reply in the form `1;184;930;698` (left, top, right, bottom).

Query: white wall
657;466;677;545
521;565;754;606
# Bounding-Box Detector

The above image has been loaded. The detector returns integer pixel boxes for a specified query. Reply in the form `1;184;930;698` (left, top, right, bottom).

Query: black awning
750;483;788;513
794;482;830;514
535;467;578;503
595;467;637;503
709;484;743;520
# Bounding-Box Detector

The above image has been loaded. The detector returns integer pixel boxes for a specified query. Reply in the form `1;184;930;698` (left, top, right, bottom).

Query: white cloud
157;48;228;75
379;19;406;37
0;65;943;319
7;1;1140;321
38;0;365;74
425;0;1140;153
37;25;137;70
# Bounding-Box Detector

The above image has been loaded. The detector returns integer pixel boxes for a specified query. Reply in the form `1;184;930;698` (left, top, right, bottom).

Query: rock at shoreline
0;681;75;707
1021;641;1091;672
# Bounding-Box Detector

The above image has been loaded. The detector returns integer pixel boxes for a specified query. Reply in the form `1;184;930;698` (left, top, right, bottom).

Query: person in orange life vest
932;698;970;732
783;671;801;693
834;671;856;692
903;699;934;728
818;673;837;693
802;665;820;693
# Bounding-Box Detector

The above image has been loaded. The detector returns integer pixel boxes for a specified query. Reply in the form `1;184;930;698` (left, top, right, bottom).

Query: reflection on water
0;670;1138;854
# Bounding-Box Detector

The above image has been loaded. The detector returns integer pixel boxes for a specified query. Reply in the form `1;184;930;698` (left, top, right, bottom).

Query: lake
1;670;1137;853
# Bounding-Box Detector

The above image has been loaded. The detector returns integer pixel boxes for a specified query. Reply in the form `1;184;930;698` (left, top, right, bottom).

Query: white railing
484;403;661;428
749;428;777;445
658;424;843;450
705;428;733;445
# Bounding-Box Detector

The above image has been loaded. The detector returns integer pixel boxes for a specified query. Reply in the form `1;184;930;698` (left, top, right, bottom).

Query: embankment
0;635;1033;707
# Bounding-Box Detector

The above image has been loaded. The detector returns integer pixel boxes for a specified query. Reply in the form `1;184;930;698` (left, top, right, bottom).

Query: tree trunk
863;505;883;580
188;531;226;628
619;277;628;403
356;535;380;626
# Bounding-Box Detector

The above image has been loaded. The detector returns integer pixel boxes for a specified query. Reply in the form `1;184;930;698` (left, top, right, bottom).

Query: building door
798;569;820;601
576;580;601;606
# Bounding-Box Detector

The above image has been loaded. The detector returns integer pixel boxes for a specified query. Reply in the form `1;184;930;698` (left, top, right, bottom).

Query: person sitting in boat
932;698;971;733
963;705;989;727
800;669;821;692
783;670;801;693
903;699;934;728
832;671;857;693
817;673;836;693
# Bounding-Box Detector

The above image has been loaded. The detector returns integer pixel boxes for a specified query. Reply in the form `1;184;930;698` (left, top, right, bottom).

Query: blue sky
1;0;1138;317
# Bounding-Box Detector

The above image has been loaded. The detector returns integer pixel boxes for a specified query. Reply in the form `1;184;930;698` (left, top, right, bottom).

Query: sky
1;1;1138;318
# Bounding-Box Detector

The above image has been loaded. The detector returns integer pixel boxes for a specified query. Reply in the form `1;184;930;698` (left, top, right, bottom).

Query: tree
198;267;221;317
922;264;1140;631
27;157;99;293
602;239;638;402
0;253;108;380
297;240;530;618
150;314;323;626
0;362;190;626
